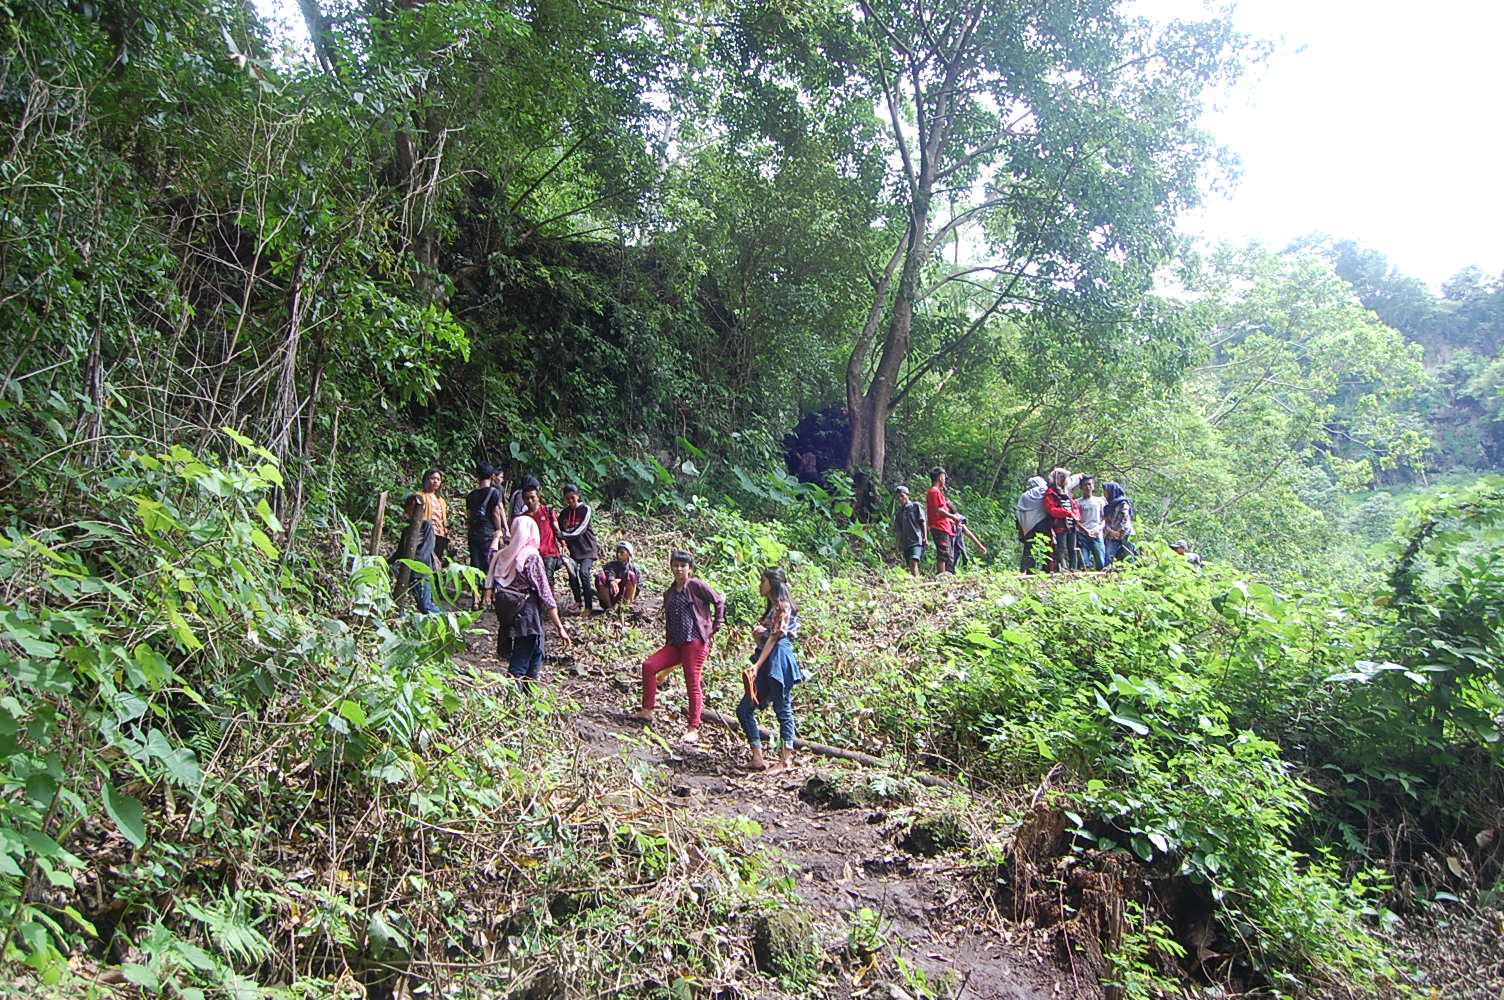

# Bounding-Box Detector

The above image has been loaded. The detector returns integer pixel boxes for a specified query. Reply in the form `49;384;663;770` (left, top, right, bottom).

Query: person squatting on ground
1102;481;1138;566
595;541;641;611
1043;467;1082;573
893;485;927;576
465;464;505;608
487;515;571;682
926;467;962;574
737;567;802;773
1076;475;1107;571
632;550;725;744
558;484;600;614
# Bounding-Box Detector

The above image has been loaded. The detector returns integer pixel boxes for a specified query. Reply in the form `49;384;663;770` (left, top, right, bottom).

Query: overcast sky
256;0;1503;289
1134;0;1504;288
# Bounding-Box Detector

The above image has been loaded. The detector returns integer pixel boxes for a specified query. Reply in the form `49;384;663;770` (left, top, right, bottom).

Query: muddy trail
454;593;1074;1000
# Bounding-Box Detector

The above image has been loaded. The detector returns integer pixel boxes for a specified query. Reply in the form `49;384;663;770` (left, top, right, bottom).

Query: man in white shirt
1077;476;1107;570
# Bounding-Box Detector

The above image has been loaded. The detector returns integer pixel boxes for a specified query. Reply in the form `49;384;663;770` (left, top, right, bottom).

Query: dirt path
455;601;1071;1000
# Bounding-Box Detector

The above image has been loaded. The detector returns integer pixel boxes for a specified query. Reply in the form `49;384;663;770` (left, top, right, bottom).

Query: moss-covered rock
898;811;971;857
800;770;917;810
751;905;818;977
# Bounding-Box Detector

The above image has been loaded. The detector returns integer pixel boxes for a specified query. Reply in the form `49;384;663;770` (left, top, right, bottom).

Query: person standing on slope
487;515;571;683
736;567;803;774
631;550;725;744
926;467;962;575
1044;467;1082;573
893;485;927;576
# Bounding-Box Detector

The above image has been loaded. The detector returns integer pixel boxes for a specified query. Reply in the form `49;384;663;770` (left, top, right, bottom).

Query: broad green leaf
103;783;147;848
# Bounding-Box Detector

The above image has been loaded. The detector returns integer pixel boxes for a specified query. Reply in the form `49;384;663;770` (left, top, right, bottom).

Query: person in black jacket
557;484;601;614
465;464;505;608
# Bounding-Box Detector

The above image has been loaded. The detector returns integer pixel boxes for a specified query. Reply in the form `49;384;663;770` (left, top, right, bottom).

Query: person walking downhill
737;567;802;774
1043;468;1082;573
1015;475;1050;573
1102;481;1138;566
893;485;927;576
465;464;505;608
557;484;600;615
1076;475;1108;571
631;551;725;744
926;467;961;575
487;515;571;683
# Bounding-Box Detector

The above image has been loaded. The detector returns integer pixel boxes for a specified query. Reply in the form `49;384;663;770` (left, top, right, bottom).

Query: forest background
2;0;1504;998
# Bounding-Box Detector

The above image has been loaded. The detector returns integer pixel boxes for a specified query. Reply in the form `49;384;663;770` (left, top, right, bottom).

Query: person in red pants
630;550;725;743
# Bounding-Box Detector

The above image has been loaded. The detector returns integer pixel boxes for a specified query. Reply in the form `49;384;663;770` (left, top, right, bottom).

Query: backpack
492;573;533;631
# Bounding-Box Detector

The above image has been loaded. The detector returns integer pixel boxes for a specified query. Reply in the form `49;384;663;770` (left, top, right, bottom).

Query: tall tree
841;0;1242;485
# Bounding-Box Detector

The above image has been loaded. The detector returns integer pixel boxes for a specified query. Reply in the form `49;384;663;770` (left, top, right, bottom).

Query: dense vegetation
2;1;1503;997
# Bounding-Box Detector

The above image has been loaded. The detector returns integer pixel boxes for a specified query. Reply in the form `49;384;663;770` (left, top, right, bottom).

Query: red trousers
641;639;707;728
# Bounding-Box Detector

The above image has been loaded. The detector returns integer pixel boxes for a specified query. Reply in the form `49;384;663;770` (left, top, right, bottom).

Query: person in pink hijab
487;515;570;680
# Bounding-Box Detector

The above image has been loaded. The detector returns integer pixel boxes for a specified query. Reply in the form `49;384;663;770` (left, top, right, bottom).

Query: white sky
1135;0;1504;288
257;0;1504;289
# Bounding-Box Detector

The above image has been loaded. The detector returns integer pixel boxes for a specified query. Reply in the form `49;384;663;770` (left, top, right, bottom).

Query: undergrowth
0;438;797;997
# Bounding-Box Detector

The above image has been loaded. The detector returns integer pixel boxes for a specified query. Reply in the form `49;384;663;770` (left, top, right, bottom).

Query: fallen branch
697;708;958;790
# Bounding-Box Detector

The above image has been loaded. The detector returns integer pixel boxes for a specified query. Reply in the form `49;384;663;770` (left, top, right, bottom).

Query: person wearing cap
558;484;600;614
1170;539;1203;570
594;541;642;612
893;485;927;576
632;550;725;744
464;464;505;607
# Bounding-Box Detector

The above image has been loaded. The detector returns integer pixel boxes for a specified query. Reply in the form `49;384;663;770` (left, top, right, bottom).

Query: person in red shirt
523;486;563;595
1043;467;1082;573
926;466;961;574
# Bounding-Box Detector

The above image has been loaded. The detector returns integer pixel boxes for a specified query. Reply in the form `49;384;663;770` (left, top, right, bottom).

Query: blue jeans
506;634;544;680
1083;534;1107;570
411;577;440;614
1104;536;1138;566
737;678;796;750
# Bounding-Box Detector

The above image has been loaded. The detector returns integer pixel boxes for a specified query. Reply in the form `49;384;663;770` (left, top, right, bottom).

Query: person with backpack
487;515;571;682
508;474;540;521
1043;467;1082;573
736;567;803;774
631;550;725;744
557;484;600;615
465;464;505;608
1014;476;1050;573
522;485;563;596
893;485;927;576
1102;481;1138;566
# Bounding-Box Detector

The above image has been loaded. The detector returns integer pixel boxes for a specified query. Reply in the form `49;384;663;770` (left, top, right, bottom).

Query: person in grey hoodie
1015;476;1050;573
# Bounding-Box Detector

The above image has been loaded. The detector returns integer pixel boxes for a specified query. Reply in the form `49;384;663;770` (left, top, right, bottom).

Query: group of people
1015;469;1138;573
892;466;1147;576
396;465;802;774
892;467;987;576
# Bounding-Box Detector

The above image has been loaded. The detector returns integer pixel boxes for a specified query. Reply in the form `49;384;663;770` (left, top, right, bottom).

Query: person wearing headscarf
487;515;571;681
1015;475;1049;573
1102;481;1138;566
1043;468;1081;573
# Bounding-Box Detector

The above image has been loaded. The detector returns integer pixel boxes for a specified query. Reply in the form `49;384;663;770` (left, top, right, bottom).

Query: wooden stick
369;490;388;556
697;708;955;789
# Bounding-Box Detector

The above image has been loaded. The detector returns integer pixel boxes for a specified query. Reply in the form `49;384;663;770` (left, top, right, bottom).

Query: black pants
565;555;595;611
